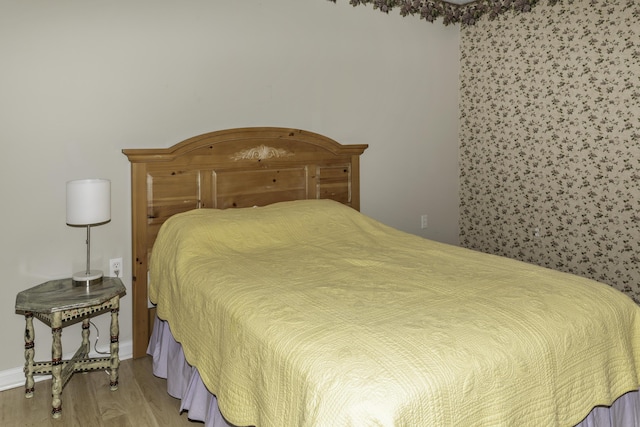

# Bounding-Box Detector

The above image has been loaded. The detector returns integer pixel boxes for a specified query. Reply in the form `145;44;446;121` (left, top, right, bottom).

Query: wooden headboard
123;127;368;358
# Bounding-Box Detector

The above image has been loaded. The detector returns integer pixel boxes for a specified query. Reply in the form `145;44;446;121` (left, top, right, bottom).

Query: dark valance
328;0;552;26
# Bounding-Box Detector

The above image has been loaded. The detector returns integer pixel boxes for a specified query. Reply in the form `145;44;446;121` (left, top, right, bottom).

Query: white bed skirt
147;317;235;427
148;316;640;427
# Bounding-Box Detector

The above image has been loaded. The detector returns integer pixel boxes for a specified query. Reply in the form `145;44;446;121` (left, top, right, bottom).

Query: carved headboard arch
123;127;368;357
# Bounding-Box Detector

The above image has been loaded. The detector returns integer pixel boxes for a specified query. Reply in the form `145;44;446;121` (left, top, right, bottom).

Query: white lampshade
66;179;111;226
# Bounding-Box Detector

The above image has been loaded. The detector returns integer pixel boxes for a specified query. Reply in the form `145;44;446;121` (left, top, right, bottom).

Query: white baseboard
0;339;133;392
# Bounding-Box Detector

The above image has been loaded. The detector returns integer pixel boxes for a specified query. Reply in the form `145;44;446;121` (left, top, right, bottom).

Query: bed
124;127;640;427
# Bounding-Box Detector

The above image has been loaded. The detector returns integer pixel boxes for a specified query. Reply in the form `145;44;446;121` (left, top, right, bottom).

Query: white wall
0;0;459;379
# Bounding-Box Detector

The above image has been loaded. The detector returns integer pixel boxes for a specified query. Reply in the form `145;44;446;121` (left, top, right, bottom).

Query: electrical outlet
421;214;428;229
109;258;123;277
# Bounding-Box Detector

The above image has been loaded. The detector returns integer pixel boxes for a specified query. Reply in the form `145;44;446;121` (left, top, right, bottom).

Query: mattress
149;199;640;426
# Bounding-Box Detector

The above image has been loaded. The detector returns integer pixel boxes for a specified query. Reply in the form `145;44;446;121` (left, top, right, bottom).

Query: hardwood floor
0;357;201;426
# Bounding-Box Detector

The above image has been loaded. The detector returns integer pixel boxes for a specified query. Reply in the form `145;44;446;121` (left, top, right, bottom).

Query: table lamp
66;179;111;287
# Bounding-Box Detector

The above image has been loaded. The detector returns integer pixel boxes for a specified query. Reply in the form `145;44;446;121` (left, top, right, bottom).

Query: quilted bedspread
149;199;640;427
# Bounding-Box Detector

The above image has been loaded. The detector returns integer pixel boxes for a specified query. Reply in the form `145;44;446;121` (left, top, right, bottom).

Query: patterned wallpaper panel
459;1;640;301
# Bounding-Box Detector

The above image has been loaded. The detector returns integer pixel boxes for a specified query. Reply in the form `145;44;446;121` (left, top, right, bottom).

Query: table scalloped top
15;277;126;314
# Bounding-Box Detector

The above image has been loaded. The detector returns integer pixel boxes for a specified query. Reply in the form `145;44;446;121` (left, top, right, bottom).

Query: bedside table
15;276;126;418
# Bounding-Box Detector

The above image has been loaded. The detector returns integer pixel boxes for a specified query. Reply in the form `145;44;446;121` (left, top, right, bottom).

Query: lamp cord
89;320;113;378
89;320;110;356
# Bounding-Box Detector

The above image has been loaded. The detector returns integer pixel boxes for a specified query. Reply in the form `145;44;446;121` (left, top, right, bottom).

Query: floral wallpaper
328;0;541;25
459;0;640;301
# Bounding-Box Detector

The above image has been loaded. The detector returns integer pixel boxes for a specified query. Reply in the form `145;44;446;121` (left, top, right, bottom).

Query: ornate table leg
51;312;63;418
81;318;90;357
109;296;120;391
24;312;35;398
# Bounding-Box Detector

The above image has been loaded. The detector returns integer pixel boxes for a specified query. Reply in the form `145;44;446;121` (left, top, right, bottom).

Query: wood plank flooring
0;357;200;426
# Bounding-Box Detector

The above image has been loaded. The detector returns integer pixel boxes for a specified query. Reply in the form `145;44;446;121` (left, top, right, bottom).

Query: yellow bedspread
150;199;640;427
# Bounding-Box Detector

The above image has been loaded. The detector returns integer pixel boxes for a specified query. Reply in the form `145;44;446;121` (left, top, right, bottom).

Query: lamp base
72;270;104;287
